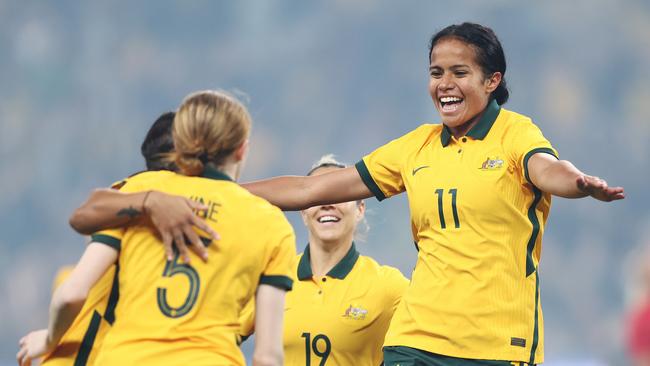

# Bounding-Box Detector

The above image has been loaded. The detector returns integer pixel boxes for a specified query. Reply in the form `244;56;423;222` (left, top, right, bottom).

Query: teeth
440;96;462;103
318;215;340;223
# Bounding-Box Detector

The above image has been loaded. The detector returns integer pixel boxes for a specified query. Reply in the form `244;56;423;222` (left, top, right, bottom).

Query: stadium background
1;1;648;365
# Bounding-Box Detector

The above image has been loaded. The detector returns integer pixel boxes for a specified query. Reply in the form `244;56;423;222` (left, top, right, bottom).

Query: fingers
186;198;208;213
172;229;191;264
190;215;220;241
183;226;209;262
16;346;29;366
160;231;174;261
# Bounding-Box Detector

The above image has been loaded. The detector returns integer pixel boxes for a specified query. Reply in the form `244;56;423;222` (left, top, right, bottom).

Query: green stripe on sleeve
523;147;558;186
259;275;293;291
90;234;121;251
529;270;541;365
354;160;386;201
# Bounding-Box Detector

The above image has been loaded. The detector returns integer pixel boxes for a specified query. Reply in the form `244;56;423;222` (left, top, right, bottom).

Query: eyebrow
429;64;470;71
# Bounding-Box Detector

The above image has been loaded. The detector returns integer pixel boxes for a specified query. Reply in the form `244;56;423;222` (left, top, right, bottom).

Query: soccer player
18;90;295;366
21;112;178;366
240;155;409;365
67;23;625;365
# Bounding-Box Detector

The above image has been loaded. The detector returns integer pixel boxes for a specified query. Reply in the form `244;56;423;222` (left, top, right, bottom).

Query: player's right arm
17;243;117;366
242;166;372;210
251;284;286;366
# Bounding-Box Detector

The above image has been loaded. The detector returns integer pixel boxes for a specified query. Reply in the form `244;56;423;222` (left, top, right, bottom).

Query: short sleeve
259;210;296;291
355;128;425;201
381;266;409;313
89;174;155;251
238;298;256;340
91;228;125;252
510;119;559;186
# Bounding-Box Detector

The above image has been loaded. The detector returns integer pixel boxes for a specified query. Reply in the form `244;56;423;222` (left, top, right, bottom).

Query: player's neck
308;236;354;277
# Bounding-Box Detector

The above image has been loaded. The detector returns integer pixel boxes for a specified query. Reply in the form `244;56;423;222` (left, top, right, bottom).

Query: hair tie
198;152;209;164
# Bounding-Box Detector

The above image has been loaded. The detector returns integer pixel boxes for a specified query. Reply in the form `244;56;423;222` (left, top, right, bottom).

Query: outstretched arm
243;166;372;210
527;153;625;201
17;243;117;366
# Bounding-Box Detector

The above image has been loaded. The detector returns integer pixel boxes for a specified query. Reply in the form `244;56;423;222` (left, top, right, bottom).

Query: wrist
142;191;154;216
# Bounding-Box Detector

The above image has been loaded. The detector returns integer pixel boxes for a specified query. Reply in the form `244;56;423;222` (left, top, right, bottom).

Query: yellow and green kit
91;167;295;366
241;243;408;366
356;100;557;364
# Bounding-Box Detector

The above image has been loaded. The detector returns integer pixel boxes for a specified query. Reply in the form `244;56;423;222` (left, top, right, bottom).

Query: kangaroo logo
479;157;504;170
342;304;368;320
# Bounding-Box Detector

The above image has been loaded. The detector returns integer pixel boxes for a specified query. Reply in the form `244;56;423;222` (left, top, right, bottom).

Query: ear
300;209;309;226
355;200;366;223
234;139;249;162
485;72;502;94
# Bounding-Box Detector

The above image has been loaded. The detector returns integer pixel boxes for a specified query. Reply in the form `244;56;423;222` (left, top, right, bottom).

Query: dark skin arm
70;189;217;263
70;167;371;261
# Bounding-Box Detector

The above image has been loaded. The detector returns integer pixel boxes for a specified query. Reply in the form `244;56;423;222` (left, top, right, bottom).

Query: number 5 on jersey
157;252;200;318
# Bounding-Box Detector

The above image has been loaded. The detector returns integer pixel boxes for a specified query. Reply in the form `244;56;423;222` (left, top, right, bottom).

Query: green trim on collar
201;166;234;182
296;243;360;280
440;99;501;147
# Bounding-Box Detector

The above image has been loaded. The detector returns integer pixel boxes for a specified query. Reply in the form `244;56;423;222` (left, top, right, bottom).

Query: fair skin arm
70;189;218;262
16;243;117;366
251;284;286;366
527;153;625;201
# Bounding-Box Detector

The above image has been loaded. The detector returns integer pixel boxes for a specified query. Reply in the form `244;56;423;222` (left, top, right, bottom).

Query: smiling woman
239;155;409;366
69;22;625;366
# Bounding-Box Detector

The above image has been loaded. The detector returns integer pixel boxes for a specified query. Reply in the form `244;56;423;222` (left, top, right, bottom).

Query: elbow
69;189;102;235
54;284;88;311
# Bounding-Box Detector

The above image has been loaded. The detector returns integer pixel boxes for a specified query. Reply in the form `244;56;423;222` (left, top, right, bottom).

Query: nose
438;73;454;91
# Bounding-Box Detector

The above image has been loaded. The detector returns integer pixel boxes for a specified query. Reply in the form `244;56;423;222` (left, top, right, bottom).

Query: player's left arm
17;243;117;366
527;153;625;201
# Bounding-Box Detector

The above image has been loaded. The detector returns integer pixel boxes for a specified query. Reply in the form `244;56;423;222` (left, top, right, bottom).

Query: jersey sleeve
510;119;559;186
355;128;423;201
88;174;156;251
238;297;256;341
381;266;409;313
259;209;296;291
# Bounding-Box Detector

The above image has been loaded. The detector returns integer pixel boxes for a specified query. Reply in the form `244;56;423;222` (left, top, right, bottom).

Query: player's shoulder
497;107;538;129
112;170;176;189
356;255;405;280
234;189;290;226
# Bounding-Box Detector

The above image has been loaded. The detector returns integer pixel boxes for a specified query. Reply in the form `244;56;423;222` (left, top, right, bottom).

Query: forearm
69;189;148;234
243;167;372;211
532;159;587;198
243;176;312;211
47;285;87;346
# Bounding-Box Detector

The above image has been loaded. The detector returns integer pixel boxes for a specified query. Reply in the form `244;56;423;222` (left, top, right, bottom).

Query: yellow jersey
41;266;117;366
355;100;557;364
241;243;409;365
40;169;144;366
92;167;295;366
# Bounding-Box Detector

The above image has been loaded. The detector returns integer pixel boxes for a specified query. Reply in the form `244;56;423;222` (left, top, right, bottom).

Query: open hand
17;329;51;366
576;175;625;202
144;191;220;263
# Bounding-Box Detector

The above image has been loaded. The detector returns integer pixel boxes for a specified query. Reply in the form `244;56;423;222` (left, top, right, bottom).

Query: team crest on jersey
342;304;368;320
479;156;504;170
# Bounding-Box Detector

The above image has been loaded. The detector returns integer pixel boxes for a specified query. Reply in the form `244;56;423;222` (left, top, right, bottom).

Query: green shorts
383;346;534;366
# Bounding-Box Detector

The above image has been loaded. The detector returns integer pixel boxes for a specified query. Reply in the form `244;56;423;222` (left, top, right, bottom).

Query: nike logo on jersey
412;165;430;176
